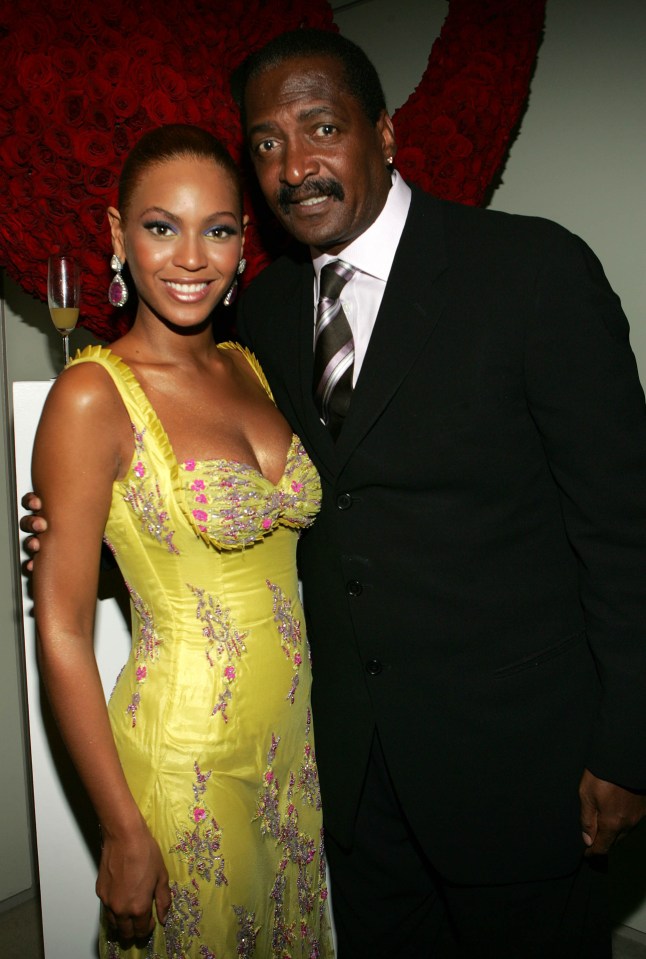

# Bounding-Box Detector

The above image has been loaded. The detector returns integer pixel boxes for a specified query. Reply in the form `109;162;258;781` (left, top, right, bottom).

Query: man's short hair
235;28;387;129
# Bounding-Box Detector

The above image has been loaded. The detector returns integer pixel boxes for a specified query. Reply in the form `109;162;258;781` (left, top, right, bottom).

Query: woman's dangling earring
108;254;128;307
223;257;247;308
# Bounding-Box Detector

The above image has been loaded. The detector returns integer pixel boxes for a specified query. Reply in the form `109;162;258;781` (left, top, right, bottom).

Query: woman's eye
144;221;175;237
207;226;236;240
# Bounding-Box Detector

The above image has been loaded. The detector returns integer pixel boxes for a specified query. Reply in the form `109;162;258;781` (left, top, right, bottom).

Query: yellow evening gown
67;344;333;959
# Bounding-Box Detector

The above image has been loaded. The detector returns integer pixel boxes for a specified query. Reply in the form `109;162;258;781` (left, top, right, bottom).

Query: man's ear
377;111;397;163
241;213;249;257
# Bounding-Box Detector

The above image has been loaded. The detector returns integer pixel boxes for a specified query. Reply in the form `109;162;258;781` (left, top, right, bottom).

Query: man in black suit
235;28;646;959
22;27;646;959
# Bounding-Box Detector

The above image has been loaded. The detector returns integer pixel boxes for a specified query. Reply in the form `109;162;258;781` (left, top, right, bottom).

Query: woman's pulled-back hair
118;124;242;218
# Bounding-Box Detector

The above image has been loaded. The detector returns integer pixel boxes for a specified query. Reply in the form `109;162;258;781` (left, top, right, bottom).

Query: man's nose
281;138;319;185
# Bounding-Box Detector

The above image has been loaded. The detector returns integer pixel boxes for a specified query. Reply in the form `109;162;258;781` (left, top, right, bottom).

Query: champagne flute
47;255;80;367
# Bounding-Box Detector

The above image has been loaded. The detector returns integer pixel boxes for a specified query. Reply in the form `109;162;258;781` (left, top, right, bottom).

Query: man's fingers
19;515;46;534
579;793;597;848
155;884;172;925
20;492;41;511
104;907;154;944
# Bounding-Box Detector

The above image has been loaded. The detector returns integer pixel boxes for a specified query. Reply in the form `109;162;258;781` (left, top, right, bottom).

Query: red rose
85;74;113;108
2;76;24;113
125;107;149;137
136;17;173;44
32;172;62;199
80;201;110;237
84;249;111;284
8;177;34;204
185;71;211;97
431;115;457;139
15;110;44;139
128;35;159;61
113;124;131;159
63;159;85;183
43;128;74;159
165;45;187;74
10;15;56;53
128;57;156;93
399;112;432;142
102;5;139;33
180;99;203;125
60;92;89;127
193;91;220;119
51;46;83;79
74;130;113;168
83;166;117;198
433;157;467;200
460;180;481;204
42;0;72;18
17;52;56;90
43;196;68;222
102;50;133;86
1;135;31;172
182;46;214;90
28;85;60;116
142;90;177;125
111;85;140;120
70;4;104;35
60;219;86;251
454;107;477;132
394;146;427;183
476;111;499;136
83;44;103;73
0;108;14;137
446;133;474;159
87;106;112;134
69;182;88;204
154;64;188;102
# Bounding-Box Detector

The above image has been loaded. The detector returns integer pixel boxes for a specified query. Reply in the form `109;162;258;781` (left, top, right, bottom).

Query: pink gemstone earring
223;257;247;308
108;254;128;307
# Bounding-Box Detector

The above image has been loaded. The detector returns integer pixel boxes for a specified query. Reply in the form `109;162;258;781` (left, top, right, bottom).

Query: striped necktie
313;259;355;439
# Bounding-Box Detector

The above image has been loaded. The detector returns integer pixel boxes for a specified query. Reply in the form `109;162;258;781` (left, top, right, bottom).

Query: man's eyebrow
247;121;277;139
248;106;336;139
298;106;336;122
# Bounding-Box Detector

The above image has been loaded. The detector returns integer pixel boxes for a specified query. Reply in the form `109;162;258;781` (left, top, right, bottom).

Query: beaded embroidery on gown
67;344;333;959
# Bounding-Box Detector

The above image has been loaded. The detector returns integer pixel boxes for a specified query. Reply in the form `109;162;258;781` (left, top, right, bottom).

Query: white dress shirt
311;170;412;385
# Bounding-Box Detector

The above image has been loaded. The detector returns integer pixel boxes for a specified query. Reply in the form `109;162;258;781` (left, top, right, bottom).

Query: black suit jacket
237;187;646;883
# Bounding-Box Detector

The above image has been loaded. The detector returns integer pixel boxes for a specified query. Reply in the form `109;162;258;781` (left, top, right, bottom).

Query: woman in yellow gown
32;125;333;958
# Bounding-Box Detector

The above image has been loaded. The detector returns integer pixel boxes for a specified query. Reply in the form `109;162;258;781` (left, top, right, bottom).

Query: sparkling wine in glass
48;255;80;367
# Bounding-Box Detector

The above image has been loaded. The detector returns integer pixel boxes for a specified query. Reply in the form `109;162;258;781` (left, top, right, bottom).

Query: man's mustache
277;179;345;214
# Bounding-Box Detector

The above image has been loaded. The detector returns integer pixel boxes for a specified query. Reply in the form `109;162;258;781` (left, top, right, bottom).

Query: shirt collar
311;170;412;283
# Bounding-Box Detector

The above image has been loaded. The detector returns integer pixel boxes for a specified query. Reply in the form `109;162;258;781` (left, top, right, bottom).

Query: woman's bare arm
32;364;171;940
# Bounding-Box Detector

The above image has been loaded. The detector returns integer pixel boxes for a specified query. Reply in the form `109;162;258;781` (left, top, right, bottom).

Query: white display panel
13;381;131;959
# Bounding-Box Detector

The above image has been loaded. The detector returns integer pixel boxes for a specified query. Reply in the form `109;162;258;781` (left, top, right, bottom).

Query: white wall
1;0;645;936
0;288;33;905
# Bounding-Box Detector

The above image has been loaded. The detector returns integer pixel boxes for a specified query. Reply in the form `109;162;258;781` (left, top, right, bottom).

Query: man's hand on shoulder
579;768;646;855
20;492;46;572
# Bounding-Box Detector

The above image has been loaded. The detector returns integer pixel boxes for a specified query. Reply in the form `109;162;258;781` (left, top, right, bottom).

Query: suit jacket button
346;580;363;597
366;659;382;676
337;493;352;510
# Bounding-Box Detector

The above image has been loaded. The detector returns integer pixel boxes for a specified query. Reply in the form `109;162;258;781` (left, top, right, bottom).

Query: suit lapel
334;189;450;470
